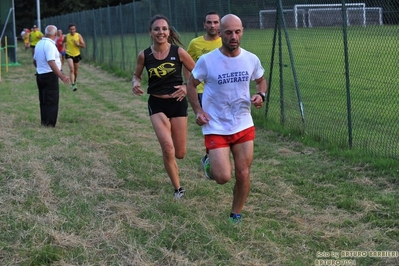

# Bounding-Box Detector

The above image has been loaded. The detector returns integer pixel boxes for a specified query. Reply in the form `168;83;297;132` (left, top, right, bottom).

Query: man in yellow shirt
21;28;30;51
29;25;43;55
63;23;86;91
187;11;221;107
186;11;222;177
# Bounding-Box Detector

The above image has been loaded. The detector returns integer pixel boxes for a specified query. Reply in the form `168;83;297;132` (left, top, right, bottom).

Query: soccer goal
307;7;383;27
294;3;366;29
259;9;306;29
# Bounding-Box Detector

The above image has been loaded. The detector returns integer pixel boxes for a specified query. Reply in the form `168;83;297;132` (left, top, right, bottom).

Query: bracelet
257;92;265;102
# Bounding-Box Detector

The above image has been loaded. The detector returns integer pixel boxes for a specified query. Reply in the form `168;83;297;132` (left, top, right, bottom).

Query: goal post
259;9;306;29
307;7;383;28
294;3;366;29
308;7;366;28
259;4;383;29
365;7;383;25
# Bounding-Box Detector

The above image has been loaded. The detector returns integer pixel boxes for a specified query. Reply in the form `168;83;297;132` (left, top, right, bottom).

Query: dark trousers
36;72;59;127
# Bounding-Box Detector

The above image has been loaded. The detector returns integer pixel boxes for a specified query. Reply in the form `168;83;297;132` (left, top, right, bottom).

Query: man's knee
214;172;231;184
235;168;250;180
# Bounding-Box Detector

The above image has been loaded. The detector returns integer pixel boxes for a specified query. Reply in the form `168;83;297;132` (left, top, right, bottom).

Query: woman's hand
171;84;187;101
132;76;143;96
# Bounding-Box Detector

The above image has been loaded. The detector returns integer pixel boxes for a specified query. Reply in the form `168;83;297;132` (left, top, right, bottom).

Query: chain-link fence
44;0;399;159
1;0;17;65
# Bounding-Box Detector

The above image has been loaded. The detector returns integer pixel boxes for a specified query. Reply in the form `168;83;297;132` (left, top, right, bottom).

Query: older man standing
33;25;70;127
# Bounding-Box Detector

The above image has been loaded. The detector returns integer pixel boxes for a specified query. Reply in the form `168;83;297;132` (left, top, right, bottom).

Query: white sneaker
174;187;185;199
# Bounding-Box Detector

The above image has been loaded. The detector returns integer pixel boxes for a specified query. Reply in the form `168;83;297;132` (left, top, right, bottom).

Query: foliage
14;0;137;30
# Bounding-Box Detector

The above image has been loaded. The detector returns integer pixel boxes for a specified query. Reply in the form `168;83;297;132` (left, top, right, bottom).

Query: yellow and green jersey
65;33;81;56
187;36;222;93
30;30;43;46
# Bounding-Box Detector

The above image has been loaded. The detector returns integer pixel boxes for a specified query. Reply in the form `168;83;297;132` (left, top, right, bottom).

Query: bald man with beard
187;14;268;224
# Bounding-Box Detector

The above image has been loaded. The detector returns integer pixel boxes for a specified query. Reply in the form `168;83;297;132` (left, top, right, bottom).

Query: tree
14;0;137;32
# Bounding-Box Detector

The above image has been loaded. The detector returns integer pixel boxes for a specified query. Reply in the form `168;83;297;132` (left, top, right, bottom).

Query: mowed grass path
0;45;398;265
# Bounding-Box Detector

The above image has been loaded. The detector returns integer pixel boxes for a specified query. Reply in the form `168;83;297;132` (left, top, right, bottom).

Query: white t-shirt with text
192;48;265;135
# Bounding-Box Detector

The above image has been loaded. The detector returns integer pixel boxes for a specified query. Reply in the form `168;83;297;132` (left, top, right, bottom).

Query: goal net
259;4;383;29
308;7;383;27
295;3;366;28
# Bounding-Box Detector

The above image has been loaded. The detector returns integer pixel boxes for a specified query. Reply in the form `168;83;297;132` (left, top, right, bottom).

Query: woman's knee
161;143;175;158
174;144;186;159
175;150;186;160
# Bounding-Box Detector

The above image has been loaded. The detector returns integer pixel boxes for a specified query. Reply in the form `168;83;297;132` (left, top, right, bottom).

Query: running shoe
174;187;185;199
200;154;213;180
229;213;242;224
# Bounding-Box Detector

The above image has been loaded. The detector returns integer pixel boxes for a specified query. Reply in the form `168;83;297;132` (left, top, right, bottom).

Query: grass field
0;43;398;265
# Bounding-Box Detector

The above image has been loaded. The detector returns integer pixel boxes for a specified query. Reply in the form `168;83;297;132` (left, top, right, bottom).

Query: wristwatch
257;92;266;102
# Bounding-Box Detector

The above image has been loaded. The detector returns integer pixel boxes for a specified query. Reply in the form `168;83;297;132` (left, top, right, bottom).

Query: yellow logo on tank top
148;62;176;78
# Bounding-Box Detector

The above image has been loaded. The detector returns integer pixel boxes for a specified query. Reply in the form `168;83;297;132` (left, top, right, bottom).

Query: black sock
175;187;184;192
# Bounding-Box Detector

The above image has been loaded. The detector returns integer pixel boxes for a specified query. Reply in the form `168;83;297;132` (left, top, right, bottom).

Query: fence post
107;5;113;67
119;3;125;70
193;0;198;36
277;0;305;125
92;9;97;61
133;2;139;59
265;1;279;119
5;36;8;73
341;0;353;149
0;39;2;81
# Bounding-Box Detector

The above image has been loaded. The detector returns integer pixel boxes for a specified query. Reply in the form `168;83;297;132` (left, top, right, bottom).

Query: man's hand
250;94;264;109
195;111;210;126
61;74;70;84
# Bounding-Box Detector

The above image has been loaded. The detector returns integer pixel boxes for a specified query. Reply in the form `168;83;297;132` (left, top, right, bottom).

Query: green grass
79;26;399;160
0;44;398;265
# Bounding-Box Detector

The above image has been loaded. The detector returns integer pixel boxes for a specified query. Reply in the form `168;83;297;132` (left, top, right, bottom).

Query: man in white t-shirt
187;14;268;224
33;25;70;127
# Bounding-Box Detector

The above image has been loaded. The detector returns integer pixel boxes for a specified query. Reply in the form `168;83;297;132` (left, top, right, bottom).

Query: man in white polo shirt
33;25;70;127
